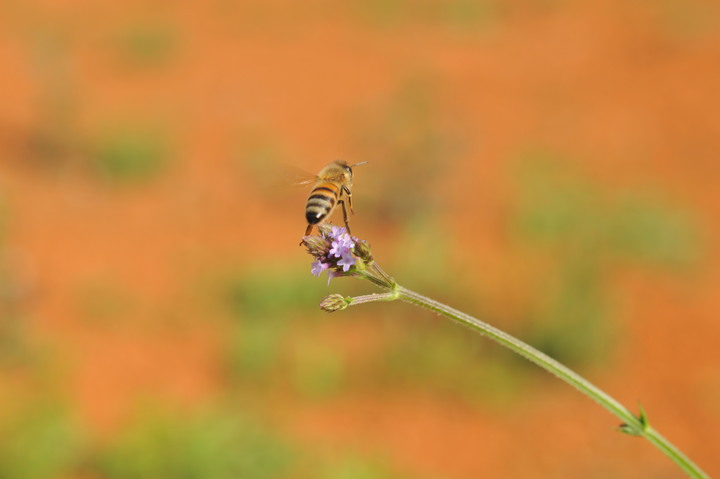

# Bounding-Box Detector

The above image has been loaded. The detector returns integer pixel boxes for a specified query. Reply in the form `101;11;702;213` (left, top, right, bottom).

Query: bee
301;160;368;240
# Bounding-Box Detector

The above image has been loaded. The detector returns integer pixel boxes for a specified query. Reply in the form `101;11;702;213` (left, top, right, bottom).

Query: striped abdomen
305;182;339;225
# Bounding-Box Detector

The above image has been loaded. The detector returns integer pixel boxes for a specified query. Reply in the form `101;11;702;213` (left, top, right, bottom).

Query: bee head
335;161;352;174
333;160;368;177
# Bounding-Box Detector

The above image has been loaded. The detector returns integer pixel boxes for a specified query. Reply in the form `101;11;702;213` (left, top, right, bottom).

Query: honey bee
301;160;368;240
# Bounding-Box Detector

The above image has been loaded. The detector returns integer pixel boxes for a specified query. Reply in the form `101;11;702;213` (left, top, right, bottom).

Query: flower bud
302;235;328;257
354;240;373;263
319;293;351;312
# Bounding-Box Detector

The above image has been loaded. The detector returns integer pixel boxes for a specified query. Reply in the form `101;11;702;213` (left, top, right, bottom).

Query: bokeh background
0;0;719;478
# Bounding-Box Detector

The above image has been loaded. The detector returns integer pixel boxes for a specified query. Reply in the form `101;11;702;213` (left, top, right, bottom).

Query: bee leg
299;224;314;246
342;186;355;215
339;200;352;234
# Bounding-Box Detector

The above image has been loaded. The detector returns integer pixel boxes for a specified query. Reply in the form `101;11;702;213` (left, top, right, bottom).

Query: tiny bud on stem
320;294;351;312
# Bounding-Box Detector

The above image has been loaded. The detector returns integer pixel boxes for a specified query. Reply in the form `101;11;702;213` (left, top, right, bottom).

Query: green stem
350;291;399;306
393;284;709;479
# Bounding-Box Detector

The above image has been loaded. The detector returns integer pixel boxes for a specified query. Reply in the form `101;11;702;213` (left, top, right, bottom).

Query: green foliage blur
350;79;462;226
93;410;294;479
512;157;700;366
354;0;502;30
90;125;170;183
222;267;347;398
0;404;84;479
112;22;179;67
0;403;418;479
0;199;34;368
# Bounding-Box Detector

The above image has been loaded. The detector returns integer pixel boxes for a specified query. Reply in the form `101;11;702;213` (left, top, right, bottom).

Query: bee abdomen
305;186;337;225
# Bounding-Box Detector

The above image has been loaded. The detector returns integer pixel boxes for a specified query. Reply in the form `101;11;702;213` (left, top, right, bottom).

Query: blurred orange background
0;0;718;478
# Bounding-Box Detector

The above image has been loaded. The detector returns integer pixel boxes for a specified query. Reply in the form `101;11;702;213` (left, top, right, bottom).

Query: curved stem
350;291;399;306
394;284;709;479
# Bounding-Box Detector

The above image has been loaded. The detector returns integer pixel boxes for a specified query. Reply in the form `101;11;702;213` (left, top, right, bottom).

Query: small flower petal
328;240;345;258
330;225;346;239
341;234;355;250
337;251;356;272
329;231;356;258
311;260;329;277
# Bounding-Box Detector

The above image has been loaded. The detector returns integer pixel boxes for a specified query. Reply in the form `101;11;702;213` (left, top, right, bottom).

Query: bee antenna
350;161;368;168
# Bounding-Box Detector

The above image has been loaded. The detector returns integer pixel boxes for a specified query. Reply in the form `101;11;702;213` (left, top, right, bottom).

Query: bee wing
270;163;316;187
283;163;344;186
292;175;320;186
248;161;314;189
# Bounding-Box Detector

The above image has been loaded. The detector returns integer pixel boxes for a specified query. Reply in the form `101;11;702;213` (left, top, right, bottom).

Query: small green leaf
617;423;643;436
637;403;649;429
617;404;650;436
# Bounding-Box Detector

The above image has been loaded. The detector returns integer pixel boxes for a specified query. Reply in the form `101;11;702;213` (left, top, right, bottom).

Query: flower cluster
304;225;359;281
302;223;394;291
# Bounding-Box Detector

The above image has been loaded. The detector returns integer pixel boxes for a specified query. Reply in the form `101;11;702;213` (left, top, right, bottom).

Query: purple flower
343;234;356;249
337;251;356;272
311;260;329;277
305;223;360;280
329;239;348;258
330;225;346;239
302;224;392;292
328;230;355;259
328;241;343;258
